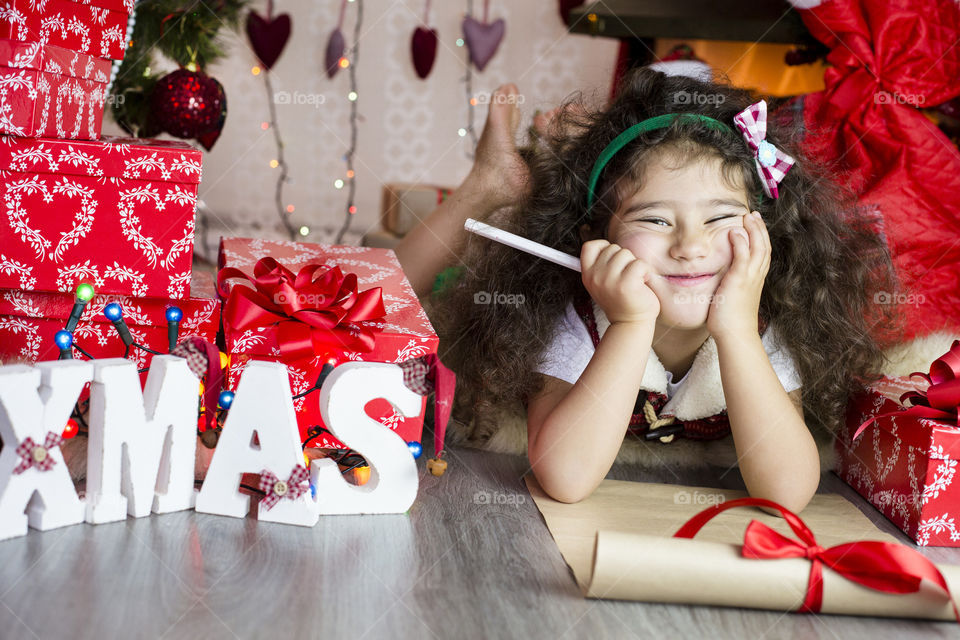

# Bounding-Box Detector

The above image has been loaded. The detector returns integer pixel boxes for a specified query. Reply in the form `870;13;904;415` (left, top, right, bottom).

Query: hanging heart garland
411;0;437;79
462;0;505;72
246;1;292;70
325;0;348;78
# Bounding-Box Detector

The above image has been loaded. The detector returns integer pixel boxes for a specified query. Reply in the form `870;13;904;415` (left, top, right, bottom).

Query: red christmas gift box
0;0;129;60
217;237;445;452
0;135;203;299
836;342;960;546
0;38;111;140
0;270;219;369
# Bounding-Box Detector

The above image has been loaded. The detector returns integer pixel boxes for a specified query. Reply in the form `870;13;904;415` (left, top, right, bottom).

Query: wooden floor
1;444;958;639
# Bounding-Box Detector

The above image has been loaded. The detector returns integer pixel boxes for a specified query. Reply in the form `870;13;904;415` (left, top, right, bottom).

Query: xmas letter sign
0;359;423;540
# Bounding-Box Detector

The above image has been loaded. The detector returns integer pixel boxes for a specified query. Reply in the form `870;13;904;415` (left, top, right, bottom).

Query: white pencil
464;218;582;272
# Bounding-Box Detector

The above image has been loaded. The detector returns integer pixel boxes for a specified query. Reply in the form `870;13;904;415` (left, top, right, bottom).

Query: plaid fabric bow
259;465;310;510
13;432;63;474
733;100;795;199
397;354;455;459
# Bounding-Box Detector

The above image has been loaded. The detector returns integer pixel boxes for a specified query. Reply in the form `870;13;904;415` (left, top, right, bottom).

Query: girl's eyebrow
622;198;749;215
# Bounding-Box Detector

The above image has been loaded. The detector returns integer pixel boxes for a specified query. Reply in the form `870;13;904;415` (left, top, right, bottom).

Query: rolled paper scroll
586;530;960;621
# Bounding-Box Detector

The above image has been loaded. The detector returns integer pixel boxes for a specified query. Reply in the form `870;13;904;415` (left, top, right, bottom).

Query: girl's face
606;152;750;331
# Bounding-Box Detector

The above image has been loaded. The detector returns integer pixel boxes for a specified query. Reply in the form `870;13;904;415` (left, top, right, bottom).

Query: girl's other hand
581;239;660;326
707;211;771;339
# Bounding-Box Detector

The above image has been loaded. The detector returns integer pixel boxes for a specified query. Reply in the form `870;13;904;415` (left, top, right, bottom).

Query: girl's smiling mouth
663;272;717;287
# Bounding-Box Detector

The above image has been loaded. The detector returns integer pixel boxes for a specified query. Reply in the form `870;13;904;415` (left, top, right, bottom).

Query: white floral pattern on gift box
837;378;960;546
0;136;201;298
0;38;111;140
0;0;129;60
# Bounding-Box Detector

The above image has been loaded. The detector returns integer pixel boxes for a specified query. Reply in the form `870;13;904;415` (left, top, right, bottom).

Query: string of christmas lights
260;68;297;240
50;282;429;481
334;0;363;244
460;0;479;157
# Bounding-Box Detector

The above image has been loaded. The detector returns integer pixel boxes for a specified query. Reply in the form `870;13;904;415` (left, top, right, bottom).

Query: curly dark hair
432;67;903;444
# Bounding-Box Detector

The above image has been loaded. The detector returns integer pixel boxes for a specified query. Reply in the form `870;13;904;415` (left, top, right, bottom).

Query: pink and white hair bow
13;432;63;474
733;100;795;199
259;465;310;510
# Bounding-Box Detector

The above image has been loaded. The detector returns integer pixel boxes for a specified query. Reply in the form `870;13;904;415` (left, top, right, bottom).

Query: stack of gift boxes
0;1;218;369
0;1;446;458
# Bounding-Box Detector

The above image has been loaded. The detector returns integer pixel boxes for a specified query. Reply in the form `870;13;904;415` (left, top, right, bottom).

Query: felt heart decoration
246;11;292;70
558;0;586;24
461;16;505;72
411;26;438;79
325;28;346;78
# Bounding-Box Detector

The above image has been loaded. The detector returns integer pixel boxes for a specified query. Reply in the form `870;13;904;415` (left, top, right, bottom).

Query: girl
399;68;900;512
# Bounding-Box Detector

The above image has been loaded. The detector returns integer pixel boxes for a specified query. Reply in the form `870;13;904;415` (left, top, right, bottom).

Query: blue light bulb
218;390;235;409
407;441;423;459
103;303;122;321
54;330;73;349
165;306;183;322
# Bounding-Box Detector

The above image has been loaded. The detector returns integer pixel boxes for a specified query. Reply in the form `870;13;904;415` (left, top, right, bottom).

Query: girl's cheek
613;231;661;261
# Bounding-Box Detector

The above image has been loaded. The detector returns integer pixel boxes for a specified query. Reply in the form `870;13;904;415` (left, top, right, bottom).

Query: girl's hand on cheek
706;211;771;340
581;239;660;326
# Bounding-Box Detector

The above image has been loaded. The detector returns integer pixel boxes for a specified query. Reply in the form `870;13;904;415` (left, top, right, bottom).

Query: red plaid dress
573;297;767;442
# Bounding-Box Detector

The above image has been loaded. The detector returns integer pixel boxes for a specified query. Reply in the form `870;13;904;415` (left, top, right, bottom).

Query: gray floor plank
1;444;959;639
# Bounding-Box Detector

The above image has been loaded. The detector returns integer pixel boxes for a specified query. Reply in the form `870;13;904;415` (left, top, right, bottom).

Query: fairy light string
50;282;430;479
334;0;363;244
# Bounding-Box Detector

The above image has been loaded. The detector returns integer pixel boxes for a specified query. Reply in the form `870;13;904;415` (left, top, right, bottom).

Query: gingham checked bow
733;100;795;199
13;432;63;474
259;465;310;510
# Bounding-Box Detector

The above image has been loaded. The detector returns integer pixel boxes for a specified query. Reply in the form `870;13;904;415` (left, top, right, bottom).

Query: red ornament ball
151;68;227;149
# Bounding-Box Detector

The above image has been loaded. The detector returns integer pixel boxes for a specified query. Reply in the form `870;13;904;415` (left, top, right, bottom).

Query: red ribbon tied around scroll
853;339;960;441
674;497;958;620
218;257;387;362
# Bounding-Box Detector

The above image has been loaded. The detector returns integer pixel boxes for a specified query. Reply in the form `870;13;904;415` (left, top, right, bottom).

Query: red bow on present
853;340;960;440
13;432;63;474
218;257;386;362
259;465;311;510
674;497;958;620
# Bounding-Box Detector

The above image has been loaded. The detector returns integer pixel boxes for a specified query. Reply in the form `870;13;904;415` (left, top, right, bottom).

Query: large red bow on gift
218;257;386;361
674;497;958;620
853;340;960;440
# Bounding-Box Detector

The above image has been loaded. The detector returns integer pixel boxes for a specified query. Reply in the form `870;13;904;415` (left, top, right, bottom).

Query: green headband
586;113;734;209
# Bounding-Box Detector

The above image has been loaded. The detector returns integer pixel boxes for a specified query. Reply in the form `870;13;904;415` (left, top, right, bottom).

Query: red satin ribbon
218;257;386;362
853;340;960;440
674;497;958;620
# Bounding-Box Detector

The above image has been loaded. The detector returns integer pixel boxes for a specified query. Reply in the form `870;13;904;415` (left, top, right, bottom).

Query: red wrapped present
0;39;111;140
0;271;220;370
0;135;203;298
217;237;448;454
836;341;960;546
0;0;130;60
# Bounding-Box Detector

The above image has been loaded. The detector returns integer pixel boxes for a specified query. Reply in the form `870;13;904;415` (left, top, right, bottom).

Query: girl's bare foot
466;83;530;211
